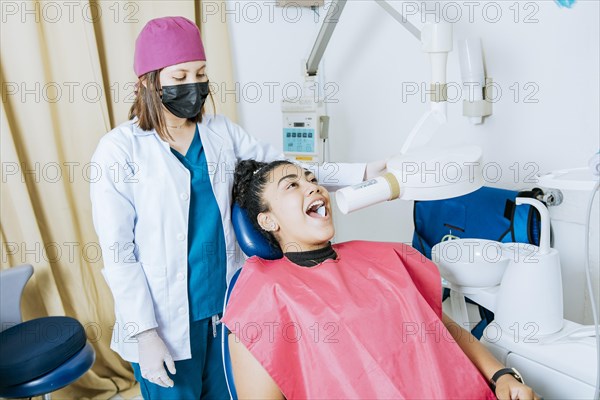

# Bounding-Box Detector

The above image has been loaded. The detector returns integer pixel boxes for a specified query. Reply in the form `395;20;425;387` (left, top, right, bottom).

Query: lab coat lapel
198;121;224;186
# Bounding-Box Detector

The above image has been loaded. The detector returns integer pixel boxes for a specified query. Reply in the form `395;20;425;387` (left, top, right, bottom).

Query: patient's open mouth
306;200;327;218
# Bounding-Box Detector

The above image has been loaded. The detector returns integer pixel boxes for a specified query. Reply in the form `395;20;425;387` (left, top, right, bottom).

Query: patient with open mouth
220;159;539;400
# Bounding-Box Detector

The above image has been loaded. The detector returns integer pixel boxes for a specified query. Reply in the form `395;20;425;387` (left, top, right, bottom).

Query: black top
284;242;337;267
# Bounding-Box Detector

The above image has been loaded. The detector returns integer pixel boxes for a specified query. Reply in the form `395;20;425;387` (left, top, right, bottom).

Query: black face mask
161;82;209;119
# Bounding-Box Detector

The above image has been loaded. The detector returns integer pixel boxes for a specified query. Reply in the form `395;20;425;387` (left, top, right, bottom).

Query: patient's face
260;164;334;252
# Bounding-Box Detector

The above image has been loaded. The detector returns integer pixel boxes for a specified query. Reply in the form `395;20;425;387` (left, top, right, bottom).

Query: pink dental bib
222;241;496;399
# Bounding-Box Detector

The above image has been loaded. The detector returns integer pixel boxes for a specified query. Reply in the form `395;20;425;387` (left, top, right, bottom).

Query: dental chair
223;204;282;399
0;264;95;399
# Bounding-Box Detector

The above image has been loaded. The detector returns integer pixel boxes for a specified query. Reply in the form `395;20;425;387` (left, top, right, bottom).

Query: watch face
511;368;524;383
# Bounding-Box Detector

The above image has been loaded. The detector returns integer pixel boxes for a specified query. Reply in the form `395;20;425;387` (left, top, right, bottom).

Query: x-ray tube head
335;146;484;214
336;174;402;214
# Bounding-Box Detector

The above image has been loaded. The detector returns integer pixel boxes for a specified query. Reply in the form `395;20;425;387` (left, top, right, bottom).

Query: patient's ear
257;212;279;232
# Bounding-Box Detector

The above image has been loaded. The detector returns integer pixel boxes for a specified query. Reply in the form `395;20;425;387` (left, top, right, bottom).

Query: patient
221;160;539;400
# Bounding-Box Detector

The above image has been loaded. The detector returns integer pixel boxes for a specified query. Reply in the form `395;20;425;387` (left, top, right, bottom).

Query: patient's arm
442;312;539;400
228;333;285;400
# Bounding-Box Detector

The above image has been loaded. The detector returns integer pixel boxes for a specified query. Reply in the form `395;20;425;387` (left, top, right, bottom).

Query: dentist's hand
364;159;389;180
136;329;176;388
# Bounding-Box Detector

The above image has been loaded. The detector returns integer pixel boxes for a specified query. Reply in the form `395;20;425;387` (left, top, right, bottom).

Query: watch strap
490;367;524;391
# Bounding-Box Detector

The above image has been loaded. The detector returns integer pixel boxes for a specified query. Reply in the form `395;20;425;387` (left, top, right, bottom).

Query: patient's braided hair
233;159;295;250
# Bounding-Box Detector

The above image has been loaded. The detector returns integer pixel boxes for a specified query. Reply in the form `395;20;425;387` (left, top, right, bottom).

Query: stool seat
0;265;95;399
0;316;87;389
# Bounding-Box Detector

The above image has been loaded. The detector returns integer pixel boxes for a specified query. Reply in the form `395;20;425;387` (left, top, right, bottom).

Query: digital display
293;122;305;127
283;128;315;154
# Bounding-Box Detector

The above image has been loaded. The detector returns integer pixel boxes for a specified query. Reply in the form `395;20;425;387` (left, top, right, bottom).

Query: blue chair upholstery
222;268;242;400
0;264;95;399
231;203;283;260
223;205;282;399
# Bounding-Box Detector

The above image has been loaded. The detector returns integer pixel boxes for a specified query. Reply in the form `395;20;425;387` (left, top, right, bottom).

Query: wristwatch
490;367;525;391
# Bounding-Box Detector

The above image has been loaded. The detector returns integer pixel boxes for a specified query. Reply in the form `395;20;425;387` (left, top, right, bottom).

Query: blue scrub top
171;127;227;321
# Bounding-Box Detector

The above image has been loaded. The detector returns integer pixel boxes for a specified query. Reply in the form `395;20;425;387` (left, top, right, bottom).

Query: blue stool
0;264;96;399
222;204;282;399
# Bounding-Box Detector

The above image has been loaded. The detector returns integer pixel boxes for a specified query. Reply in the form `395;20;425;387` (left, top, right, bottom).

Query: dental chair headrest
231;203;283;260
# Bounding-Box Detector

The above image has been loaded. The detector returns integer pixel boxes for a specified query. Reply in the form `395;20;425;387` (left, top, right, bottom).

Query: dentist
90;16;381;400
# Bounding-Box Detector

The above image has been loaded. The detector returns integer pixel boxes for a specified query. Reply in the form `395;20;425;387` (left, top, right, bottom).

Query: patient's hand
494;375;540;400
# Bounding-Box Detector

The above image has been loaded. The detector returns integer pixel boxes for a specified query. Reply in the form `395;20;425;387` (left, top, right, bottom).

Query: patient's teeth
316;206;326;217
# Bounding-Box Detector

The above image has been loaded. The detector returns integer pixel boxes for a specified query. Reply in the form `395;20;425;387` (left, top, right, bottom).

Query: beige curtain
0;1;237;398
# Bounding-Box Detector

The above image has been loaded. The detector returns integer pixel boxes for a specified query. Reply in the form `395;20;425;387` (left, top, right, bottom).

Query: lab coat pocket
143;264;168;318
141;262;167;279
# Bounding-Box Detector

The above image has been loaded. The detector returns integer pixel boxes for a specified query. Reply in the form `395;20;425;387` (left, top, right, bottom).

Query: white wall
218;0;599;320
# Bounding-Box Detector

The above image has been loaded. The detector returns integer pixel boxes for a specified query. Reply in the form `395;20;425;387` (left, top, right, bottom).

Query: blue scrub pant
131;317;228;399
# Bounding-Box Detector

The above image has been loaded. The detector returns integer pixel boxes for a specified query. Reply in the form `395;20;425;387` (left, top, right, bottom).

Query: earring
262;223;275;232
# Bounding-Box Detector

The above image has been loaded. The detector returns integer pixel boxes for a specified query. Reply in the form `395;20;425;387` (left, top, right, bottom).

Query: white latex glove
364;158;389;180
136;329;176;388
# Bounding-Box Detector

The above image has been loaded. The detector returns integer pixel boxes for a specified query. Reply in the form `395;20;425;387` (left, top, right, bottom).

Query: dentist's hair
233;159;295;250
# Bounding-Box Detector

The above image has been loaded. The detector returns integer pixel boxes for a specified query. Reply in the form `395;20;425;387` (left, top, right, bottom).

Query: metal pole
306;0;348;76
374;0;421;40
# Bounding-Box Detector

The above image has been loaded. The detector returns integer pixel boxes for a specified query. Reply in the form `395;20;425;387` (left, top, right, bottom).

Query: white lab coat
90;114;365;362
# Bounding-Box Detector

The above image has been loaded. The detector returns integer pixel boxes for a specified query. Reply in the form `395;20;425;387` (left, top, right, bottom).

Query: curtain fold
0;1;238;398
197;0;239;122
